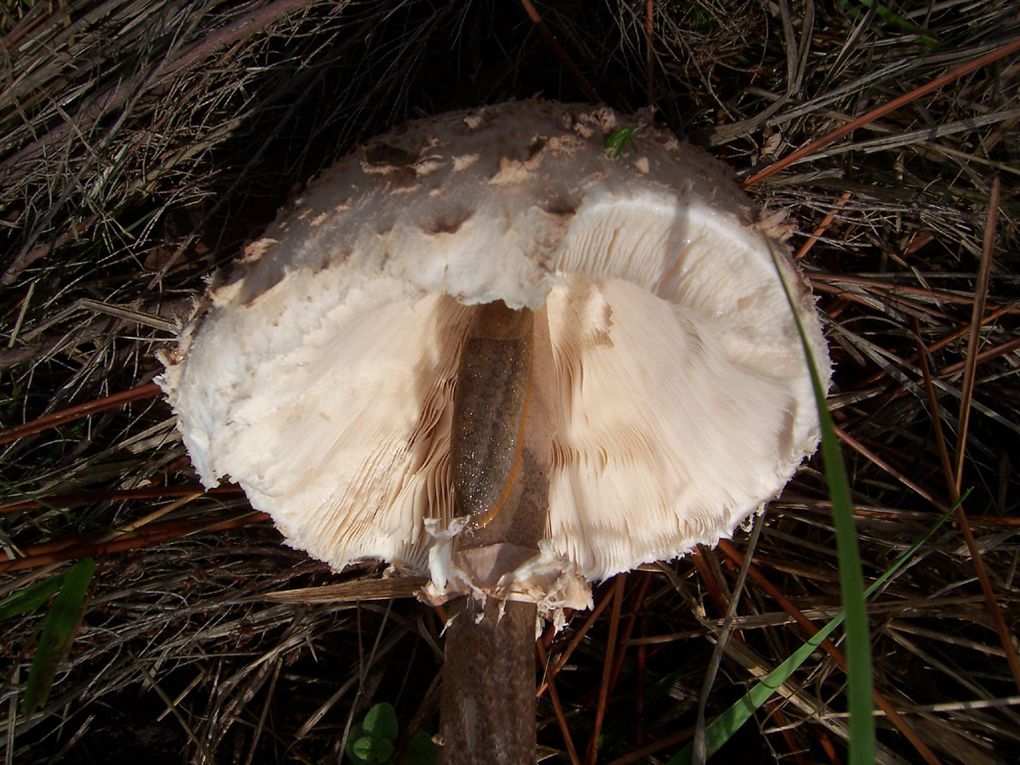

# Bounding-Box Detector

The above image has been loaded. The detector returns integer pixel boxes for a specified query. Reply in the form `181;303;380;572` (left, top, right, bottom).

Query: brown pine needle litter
2;2;1019;763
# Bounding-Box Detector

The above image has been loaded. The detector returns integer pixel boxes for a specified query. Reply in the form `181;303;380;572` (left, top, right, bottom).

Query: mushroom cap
159;100;829;589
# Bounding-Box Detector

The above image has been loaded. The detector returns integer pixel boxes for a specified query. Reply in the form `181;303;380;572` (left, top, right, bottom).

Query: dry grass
1;1;1018;763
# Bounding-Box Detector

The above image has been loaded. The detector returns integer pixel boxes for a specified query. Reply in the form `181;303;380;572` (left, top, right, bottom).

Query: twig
0;485;240;514
0;382;160;446
948;177;1020;693
520;0;601;103
717;540;943;765
743;36;1020;187
536;585;615;697
585;574;626;764
693;516;763;763
0;512;269;573
645;0;655;107
537;640;581;765
795;192;852;261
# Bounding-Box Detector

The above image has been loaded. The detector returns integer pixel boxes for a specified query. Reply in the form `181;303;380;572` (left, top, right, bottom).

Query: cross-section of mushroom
160;100;827;602
158;99;829;762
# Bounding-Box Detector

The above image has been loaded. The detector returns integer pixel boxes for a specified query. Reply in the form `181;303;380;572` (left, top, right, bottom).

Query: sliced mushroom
159;100;829;617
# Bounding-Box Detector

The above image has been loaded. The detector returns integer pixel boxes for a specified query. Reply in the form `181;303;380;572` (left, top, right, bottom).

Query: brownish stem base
439;597;537;765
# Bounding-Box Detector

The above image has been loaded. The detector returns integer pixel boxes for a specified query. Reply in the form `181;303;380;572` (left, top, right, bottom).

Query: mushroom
158;100;829;764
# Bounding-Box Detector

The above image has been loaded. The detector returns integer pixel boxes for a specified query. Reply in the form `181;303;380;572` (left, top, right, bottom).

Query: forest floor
1;2;1018;763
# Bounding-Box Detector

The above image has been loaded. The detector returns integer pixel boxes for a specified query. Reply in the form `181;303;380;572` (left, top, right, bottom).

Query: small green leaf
373;739;393;762
22;558;96;714
604;126;639;158
362;702;399;741
346;724;369;764
351;737;373;760
350;736;374;762
407;731;438;765
351;736;393;764
0;574;64;621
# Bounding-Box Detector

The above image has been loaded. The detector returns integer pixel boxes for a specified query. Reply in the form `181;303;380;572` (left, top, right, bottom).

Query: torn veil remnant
158;100;830;621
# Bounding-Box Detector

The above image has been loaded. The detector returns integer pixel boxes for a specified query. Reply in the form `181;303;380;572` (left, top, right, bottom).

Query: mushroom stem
440;300;548;764
450;300;535;531
440;597;538;765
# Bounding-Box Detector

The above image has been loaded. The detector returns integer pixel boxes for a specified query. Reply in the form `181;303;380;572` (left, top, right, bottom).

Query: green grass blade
838;0;939;46
668;504;955;764
22;557;97;715
0;574;64;621
776;254;874;764
804;355;876;758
